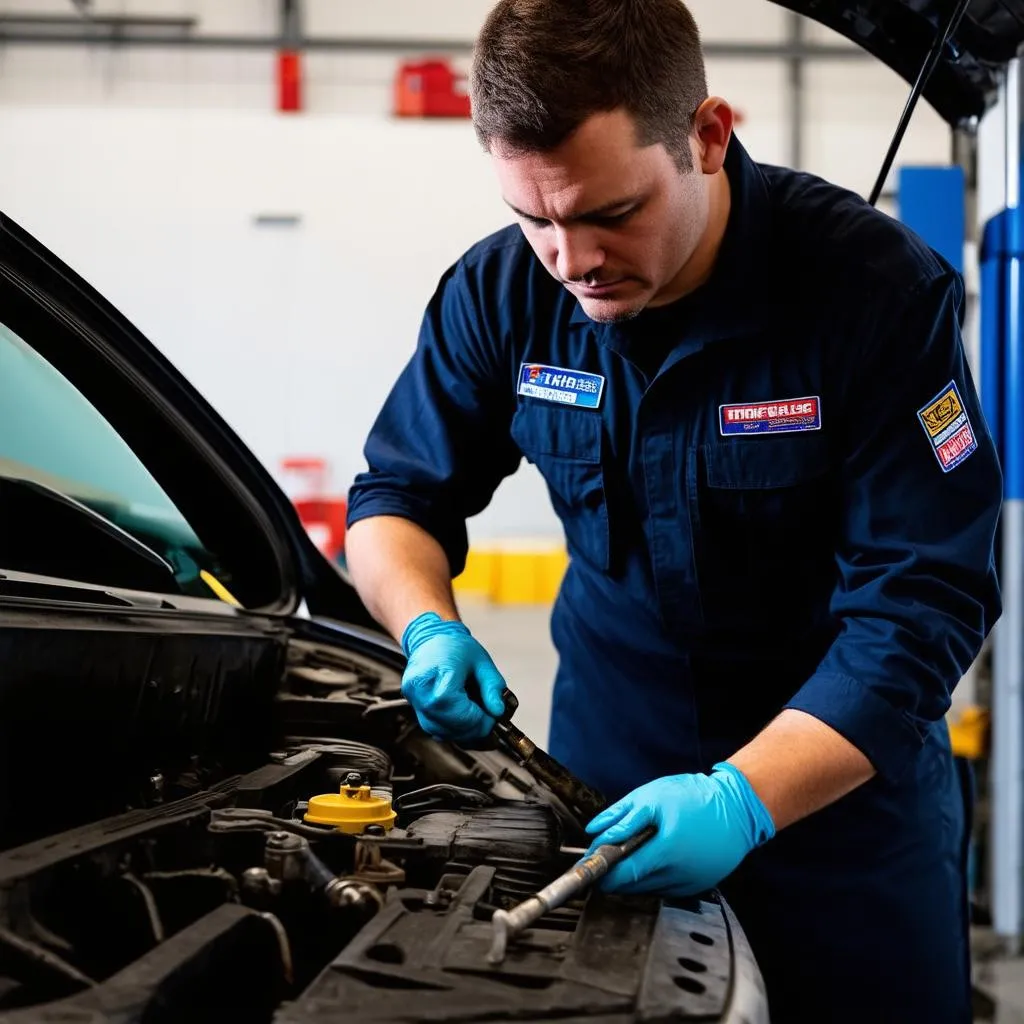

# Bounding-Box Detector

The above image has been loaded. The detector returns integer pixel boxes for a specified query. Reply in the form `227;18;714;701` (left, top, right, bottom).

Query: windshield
0;320;229;598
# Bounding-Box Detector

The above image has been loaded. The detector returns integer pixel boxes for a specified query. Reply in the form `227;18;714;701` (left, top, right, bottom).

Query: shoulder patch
917;381;978;472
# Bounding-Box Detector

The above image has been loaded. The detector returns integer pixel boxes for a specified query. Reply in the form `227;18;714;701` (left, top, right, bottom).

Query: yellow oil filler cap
304;784;397;834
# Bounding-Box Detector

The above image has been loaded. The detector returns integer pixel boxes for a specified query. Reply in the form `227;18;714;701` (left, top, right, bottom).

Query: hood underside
772;0;1024;124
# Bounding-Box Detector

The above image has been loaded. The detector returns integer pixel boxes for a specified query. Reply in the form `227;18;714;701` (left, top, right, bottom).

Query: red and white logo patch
719;396;821;436
917;381;978;473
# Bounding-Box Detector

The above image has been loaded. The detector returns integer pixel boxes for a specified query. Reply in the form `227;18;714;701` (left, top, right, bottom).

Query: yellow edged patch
916;381;978;473
919;385;963;438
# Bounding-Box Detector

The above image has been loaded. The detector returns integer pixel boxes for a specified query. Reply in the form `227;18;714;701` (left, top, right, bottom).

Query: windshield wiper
0;474;176;585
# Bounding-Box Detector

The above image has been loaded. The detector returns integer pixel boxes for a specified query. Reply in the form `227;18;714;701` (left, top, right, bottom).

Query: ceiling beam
0;14;196;33
0;22;869;59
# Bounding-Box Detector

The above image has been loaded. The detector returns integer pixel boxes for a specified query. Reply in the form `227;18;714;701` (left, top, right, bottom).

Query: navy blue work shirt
348;137;1002;802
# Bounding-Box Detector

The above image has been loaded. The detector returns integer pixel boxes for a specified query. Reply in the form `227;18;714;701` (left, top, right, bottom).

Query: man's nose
555;227;605;283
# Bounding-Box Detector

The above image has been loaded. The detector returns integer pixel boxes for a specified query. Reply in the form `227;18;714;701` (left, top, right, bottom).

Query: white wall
0;0;963;542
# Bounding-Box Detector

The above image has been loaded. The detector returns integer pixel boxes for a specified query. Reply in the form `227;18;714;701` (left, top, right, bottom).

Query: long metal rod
1009;58;1022;212
993;54;1024;951
867;0;971;206
279;0;301;50
0;28;871;59
996;503;1024;949
0;14;195;29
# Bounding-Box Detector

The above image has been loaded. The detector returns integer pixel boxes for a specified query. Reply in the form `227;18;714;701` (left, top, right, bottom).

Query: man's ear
693;97;734;174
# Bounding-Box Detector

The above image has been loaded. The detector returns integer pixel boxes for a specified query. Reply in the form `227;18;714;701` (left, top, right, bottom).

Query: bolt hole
674;975;707;995
366;943;405;964
691;931;714;946
678;956;708;973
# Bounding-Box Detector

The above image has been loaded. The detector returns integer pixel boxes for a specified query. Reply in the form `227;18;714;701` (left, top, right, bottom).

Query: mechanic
344;1;1002;1019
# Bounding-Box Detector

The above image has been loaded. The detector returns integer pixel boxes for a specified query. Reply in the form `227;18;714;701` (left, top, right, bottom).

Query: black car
0;207;769;1021
0;2;1021;1021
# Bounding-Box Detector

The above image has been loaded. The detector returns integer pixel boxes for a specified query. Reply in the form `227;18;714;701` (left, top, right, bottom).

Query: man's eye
595;209;635;226
523;215;550;228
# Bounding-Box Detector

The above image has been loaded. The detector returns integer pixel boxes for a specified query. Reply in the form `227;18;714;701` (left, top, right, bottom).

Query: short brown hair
470;0;708;170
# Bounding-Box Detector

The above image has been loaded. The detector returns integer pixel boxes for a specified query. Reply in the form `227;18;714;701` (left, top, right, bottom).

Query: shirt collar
568;134;773;343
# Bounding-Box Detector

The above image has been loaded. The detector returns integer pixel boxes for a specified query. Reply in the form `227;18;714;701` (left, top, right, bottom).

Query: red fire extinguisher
394;58;471;118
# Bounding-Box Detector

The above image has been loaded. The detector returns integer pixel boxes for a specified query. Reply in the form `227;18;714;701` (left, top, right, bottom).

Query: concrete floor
456;601;1024;1022
974;930;1024;1022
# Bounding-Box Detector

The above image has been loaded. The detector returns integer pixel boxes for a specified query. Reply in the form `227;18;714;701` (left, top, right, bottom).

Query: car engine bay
0;615;764;1023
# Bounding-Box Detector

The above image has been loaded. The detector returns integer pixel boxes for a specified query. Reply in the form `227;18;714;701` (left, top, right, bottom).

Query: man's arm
345;513;508;739
585;711;875;896
344;257;524;740
733;269;999;832
346;256;522;600
346;514;508;740
727;710;874;831
775;270;1001;789
345;515;460;642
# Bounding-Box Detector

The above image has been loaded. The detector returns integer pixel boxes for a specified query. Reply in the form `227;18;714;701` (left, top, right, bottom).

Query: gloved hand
400;611;508;743
584;762;775;897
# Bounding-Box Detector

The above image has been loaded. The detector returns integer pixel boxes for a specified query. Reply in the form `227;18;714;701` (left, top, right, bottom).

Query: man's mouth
573;279;626;297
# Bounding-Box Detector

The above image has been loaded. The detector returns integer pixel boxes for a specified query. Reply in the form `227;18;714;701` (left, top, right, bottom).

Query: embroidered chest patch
518;363;605;409
917;381;978;472
719;396;822;436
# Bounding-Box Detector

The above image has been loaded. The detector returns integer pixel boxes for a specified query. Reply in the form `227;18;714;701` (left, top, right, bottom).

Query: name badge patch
518;363;604;409
917;381;978;472
719;396;821;436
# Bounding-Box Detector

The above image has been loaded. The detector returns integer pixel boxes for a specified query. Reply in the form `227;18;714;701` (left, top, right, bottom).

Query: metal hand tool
487;823;657;964
384;669;606;826
484;686;608;827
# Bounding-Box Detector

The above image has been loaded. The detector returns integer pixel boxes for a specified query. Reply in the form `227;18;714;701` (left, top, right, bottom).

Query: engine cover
274;864;766;1023
404;803;561;864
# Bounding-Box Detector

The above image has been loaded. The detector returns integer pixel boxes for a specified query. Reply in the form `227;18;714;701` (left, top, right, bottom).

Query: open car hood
771;0;1024;124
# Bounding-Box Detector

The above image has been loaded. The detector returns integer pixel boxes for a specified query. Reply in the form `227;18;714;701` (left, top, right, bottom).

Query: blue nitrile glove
400;611;508;743
584;762;776;897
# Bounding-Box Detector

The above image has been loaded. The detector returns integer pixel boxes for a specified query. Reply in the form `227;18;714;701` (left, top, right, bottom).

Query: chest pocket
511;402;609;572
691;433;838;633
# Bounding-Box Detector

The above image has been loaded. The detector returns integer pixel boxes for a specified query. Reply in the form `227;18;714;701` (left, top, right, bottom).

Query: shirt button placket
642;429;683;617
643;421;700;622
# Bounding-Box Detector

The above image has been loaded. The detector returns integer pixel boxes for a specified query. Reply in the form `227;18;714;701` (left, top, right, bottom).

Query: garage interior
2;0;1024;1020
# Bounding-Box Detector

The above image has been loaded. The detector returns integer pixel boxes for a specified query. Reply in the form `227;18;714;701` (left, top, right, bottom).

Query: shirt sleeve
784;269;1002;783
346;257;523;578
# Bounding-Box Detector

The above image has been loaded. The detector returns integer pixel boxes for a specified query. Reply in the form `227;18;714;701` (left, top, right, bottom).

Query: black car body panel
773;0;1024;124
0;601;286;850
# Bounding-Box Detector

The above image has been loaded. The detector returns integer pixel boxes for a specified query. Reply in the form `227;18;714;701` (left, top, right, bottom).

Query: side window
0;320;232;601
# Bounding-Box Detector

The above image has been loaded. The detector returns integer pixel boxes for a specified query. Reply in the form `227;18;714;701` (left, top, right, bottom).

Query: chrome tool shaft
487;823;656;964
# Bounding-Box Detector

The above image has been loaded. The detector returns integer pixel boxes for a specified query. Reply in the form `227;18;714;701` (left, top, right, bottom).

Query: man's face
491;108;713;323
